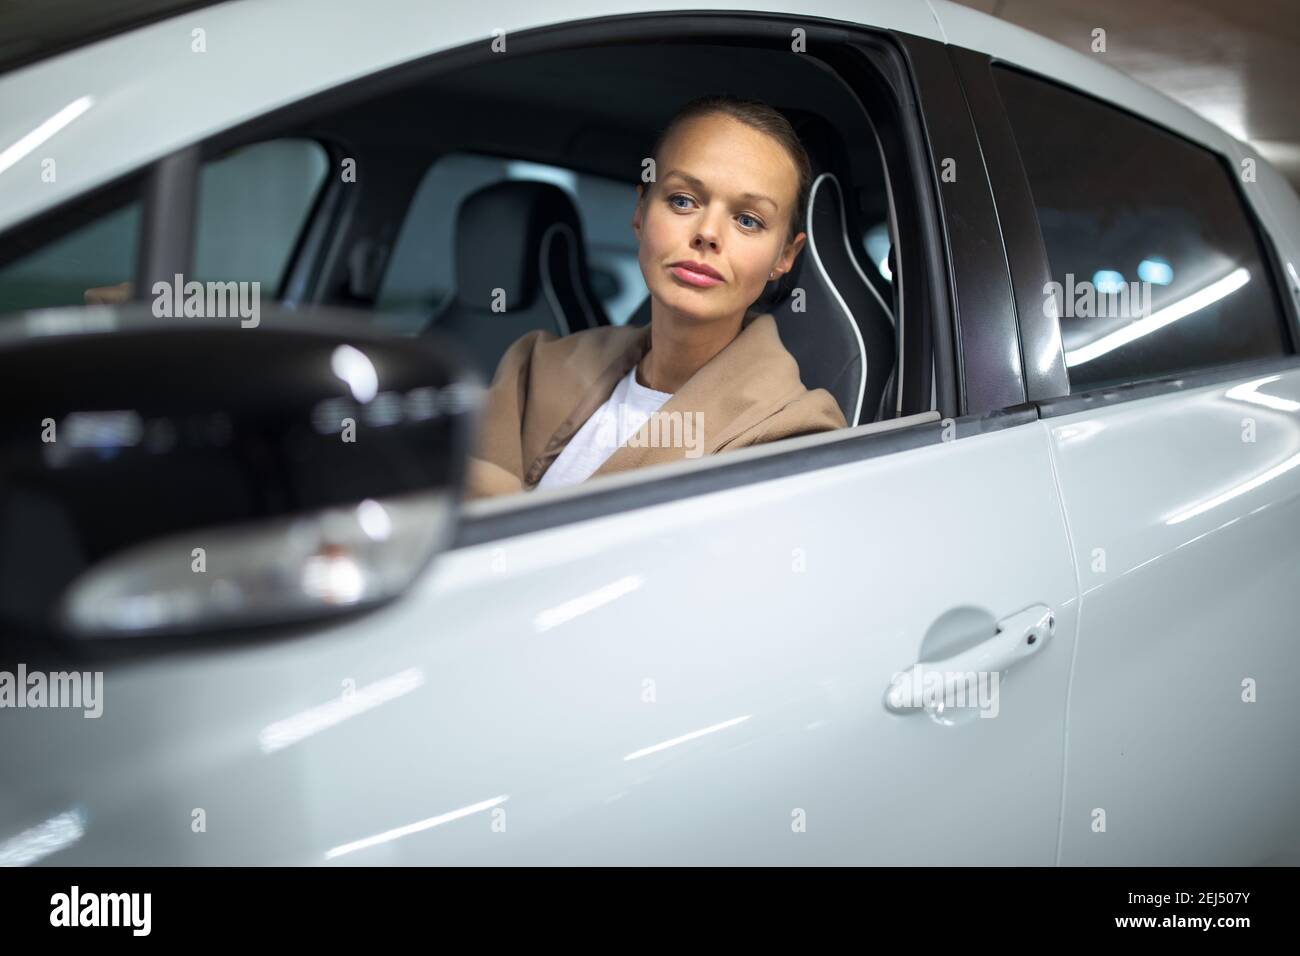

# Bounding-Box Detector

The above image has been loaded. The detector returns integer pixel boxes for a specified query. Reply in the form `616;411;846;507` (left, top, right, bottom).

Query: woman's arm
463;328;553;500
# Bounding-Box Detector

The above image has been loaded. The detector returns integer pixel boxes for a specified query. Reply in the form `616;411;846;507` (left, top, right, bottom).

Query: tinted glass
0;138;326;315
0;201;140;314
995;66;1291;392
193;138;328;289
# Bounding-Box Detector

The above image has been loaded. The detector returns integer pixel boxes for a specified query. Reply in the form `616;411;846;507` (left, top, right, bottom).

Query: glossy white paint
2;421;1078;864
1047;368;1300;864
1224;136;1300;321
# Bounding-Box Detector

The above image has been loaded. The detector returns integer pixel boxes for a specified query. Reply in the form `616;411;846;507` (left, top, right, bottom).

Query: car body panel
1047;365;1300;864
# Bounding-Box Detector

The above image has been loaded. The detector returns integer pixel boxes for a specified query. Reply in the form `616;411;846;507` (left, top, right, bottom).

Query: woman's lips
668;264;724;288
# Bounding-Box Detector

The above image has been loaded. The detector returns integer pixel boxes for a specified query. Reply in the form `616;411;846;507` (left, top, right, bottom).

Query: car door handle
883;604;1055;716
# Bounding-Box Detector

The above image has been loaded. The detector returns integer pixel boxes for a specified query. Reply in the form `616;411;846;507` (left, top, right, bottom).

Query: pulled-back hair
645;94;812;245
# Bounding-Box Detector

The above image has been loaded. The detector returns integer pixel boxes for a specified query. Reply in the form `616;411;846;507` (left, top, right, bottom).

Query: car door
0;12;1082;866
984;61;1300;865
1;421;1082;867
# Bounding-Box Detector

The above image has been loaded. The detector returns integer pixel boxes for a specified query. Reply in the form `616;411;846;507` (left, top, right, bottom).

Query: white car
1;0;1298;866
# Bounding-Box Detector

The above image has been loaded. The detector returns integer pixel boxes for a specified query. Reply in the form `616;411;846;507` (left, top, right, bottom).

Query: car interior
284;42;904;429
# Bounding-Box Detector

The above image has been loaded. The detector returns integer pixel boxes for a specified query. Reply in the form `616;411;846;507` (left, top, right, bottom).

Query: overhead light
1138;258;1174;285
1092;270;1126;294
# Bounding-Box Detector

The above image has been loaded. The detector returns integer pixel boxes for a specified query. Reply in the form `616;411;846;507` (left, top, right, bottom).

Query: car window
0;200;141;315
994;66;1291;393
0;137;327;315
192;138;328;288
375;152;646;333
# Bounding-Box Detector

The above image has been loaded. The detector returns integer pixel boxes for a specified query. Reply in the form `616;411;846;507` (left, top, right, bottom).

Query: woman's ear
632;183;645;239
772;230;807;280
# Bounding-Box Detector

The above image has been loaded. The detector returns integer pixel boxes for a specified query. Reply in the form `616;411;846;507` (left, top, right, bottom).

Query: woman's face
632;113;806;325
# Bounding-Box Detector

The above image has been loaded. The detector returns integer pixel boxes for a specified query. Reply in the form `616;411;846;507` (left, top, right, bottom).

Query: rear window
994;66;1292;393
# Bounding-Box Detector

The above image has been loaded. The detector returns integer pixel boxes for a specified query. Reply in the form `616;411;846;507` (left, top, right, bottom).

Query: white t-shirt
536;366;672;489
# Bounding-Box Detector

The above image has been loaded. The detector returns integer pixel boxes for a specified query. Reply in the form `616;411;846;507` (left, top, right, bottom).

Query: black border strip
839;37;952;421
892;34;1024;417
949;46;1069;403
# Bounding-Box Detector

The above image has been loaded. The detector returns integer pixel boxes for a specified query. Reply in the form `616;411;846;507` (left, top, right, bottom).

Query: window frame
962;53;1300;413
893;34;1027;418
1;13;1030;550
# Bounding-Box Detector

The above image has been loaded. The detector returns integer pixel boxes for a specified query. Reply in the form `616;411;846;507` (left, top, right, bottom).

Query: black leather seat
627;172;896;426
772;172;896;426
423;180;608;377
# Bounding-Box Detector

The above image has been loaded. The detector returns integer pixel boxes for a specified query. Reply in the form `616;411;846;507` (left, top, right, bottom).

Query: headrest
769;172;895;427
453;180;586;309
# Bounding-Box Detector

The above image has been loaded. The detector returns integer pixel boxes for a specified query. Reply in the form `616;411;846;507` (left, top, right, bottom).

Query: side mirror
0;305;480;642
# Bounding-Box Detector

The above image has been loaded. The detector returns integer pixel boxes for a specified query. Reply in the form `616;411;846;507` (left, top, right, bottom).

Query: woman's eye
737;214;764;231
668;194;694;210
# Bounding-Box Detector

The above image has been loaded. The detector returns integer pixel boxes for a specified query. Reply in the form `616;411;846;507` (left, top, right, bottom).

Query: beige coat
465;309;847;499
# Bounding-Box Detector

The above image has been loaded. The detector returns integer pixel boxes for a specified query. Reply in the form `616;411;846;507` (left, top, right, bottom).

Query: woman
466;94;847;500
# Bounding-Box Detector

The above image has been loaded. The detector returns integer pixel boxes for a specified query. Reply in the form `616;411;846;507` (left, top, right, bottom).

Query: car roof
0;0;1271;237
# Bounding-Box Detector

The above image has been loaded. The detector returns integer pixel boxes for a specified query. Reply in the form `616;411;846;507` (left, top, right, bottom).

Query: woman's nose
692;206;725;251
692;224;720;251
